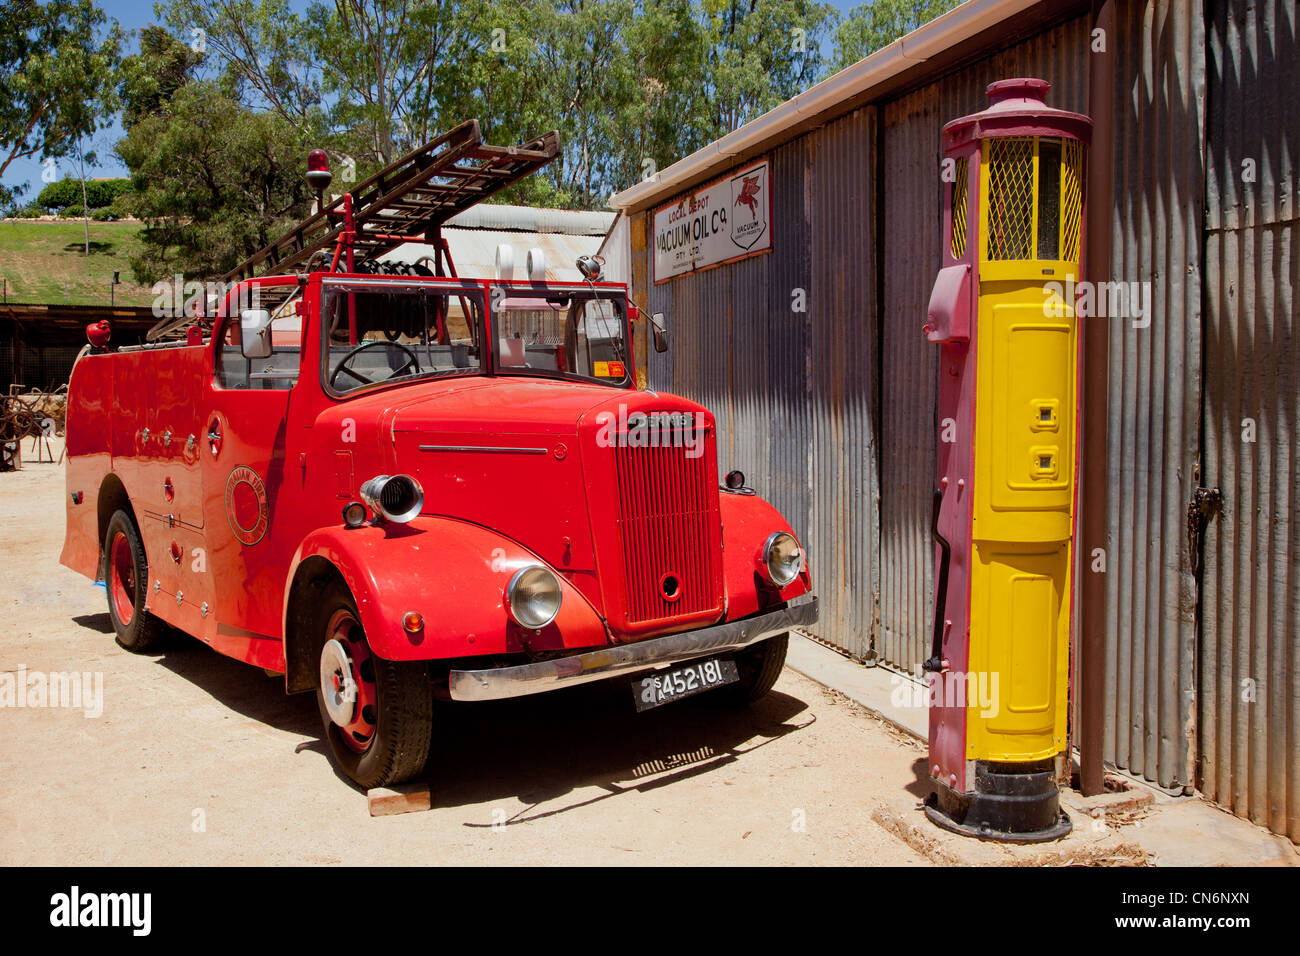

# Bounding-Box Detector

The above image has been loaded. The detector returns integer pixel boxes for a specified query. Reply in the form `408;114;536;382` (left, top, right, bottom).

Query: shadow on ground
434;681;813;822
148;633;320;741
72;612;113;634
905;757;933;800
127;626;815;817
62;240;114;254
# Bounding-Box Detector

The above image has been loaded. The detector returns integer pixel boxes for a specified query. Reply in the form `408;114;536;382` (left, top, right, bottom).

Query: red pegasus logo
735;175;761;220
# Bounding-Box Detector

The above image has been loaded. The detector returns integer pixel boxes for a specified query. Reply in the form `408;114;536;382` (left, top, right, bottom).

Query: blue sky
5;0;865;201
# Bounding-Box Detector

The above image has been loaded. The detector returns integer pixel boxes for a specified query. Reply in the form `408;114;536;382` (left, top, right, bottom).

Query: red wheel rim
109;531;136;626
325;610;377;753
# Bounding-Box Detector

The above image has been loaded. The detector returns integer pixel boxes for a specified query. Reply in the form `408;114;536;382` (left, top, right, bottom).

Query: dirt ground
0;440;933;865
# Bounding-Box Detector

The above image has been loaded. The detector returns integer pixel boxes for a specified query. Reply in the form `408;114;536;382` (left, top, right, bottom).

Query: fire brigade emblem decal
224;466;270;545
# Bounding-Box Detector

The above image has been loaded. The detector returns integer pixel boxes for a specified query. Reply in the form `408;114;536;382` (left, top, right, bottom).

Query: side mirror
240;309;273;359
650;312;669;353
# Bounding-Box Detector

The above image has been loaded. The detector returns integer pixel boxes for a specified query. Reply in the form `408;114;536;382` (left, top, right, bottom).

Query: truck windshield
321;282;484;395
493;291;631;386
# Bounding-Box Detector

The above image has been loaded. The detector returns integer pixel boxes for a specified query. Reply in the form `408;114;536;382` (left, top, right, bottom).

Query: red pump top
942;77;1092;151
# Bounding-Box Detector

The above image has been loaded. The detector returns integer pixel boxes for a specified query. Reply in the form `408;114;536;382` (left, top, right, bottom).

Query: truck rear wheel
104;509;166;653
313;585;433;789
721;632;789;705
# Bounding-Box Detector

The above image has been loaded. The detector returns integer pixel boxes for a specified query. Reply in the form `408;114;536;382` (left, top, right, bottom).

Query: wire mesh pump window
1061;139;1083;263
951;155;969;259
1036;139;1062;260
986;137;1035;260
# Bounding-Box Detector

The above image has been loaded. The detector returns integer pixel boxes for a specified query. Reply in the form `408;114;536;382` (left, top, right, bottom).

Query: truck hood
387;378;714;588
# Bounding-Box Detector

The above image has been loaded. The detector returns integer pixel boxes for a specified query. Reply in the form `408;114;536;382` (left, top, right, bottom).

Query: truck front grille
613;443;717;624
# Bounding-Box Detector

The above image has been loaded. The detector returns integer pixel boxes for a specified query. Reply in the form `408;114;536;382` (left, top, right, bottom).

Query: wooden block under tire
367;784;432;816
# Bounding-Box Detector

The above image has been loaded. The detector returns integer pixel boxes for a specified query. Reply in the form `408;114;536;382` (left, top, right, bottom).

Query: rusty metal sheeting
644;110;880;661
880;85;941;675
806;108;880;660
1100;0;1206;792
1200;0;1299;841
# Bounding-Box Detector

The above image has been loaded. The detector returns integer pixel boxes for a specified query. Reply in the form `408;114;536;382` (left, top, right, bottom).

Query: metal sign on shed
653;160;772;283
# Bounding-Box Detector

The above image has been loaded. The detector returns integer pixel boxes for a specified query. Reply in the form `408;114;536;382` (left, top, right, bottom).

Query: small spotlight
402;611;424;633
725;470;746;490
342;501;367;528
576;255;604;280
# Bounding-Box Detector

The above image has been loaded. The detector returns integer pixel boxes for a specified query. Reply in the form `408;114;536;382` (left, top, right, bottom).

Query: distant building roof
382;227;607;283
443;203;614;236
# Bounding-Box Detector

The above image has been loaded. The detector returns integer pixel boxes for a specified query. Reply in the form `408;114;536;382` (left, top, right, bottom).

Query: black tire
720;632;789;705
313;583;433;789
103;509;166;653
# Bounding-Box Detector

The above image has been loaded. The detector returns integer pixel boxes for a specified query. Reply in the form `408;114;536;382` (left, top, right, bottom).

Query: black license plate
633;657;738;712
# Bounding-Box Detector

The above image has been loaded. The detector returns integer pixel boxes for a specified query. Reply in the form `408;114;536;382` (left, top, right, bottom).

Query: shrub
37;177;132;211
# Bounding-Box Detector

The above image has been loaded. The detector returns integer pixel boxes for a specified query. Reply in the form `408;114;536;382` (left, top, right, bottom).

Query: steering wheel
329;340;421;388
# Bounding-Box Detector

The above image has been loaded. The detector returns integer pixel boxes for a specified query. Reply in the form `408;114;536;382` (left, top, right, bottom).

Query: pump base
925;761;1072;843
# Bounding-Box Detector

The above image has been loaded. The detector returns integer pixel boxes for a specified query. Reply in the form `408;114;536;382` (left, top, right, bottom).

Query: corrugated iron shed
607;0;1299;841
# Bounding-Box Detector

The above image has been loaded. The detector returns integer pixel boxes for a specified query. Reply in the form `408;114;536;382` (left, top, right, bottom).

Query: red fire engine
60;122;817;789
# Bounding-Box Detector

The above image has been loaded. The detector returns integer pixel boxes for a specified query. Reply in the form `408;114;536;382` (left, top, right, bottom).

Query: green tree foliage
36;175;129;209
116;82;314;283
152;0;834;210
118;24;206;128
0;0;122;205
700;0;833;134
116;0;959;276
829;0;964;74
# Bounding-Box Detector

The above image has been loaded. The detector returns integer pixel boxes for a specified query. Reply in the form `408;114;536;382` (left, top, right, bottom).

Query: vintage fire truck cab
59;124;817;789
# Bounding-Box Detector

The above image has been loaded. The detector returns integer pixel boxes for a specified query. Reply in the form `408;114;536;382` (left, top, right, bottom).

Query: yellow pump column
924;79;1091;842
967;134;1084;763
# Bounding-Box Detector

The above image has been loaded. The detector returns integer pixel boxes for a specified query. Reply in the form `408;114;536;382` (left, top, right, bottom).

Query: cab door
200;281;311;668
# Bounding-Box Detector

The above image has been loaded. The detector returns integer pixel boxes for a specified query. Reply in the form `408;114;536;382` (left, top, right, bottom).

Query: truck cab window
321;283;484;395
494;293;630;385
217;312;303;391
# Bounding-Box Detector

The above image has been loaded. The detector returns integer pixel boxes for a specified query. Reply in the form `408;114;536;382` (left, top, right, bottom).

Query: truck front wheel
103;509;166;653
313;585;433;789
721;632;789;705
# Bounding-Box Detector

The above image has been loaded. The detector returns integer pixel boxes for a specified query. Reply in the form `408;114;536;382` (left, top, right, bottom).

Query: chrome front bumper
448;595;819;702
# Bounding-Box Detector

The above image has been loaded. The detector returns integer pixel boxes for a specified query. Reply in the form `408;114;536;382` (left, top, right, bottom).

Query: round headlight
506;565;563;629
763;532;803;587
359;474;424;523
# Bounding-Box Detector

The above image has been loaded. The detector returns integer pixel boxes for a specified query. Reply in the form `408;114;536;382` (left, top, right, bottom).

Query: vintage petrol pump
922;78;1091;841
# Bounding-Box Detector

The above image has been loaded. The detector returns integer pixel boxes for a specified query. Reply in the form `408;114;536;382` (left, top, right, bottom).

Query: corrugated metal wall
644;109;879;660
880;87;941;675
1099;0;1206;792
626;0;1296;841
1200;0;1299;841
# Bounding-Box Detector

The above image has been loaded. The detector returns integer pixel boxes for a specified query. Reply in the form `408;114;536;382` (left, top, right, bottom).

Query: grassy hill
0;220;157;308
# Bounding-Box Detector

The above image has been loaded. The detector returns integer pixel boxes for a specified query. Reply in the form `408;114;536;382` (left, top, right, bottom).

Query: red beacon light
306;148;333;195
86;320;111;348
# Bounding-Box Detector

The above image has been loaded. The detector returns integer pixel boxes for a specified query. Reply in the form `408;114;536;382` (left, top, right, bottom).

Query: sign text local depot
653;161;771;283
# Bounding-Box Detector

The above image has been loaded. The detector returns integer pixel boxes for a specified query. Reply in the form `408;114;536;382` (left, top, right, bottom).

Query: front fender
284;516;609;662
719;492;813;621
